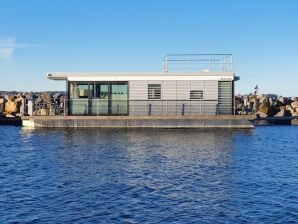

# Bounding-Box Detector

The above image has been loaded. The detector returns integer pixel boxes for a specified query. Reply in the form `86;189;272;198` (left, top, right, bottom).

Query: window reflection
95;84;109;99
69;81;128;115
111;84;128;115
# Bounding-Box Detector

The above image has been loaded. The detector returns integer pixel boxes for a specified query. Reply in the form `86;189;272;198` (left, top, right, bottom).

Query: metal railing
24;98;66;116
128;100;221;116
162;54;233;73
25;99;233;116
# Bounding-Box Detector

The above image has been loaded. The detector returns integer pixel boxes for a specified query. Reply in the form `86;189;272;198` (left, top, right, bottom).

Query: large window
190;90;203;100
68;81;128;115
111;83;128;115
69;83;92;99
148;84;161;99
77;84;89;98
95;84;109;99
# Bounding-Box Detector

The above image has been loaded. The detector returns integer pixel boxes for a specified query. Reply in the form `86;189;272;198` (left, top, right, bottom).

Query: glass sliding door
91;83;109;115
69;83;90;115
68;81;128;115
111;83;128;115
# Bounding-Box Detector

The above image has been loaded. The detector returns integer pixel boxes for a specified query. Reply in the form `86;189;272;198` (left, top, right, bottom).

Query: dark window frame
190;90;204;100
148;84;161;100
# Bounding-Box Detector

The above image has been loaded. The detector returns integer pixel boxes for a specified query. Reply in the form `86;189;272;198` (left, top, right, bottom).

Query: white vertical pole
163;55;168;72
209;55;211;71
63;98;66;116
231;55;233;72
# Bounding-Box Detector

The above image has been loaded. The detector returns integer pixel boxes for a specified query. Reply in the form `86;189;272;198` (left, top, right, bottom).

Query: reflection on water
1;127;297;223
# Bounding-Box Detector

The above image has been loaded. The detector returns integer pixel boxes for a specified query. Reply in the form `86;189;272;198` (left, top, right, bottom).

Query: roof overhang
46;72;237;81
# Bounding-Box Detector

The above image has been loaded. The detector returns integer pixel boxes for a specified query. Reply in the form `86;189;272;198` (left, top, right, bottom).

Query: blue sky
0;0;298;96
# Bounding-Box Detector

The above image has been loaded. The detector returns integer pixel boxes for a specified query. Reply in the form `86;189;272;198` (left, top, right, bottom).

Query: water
0;126;297;223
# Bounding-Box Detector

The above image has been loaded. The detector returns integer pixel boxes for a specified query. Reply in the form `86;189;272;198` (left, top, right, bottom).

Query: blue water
0;126;297;223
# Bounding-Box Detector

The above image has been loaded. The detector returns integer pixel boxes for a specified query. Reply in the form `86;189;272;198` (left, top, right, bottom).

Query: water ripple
0;126;297;223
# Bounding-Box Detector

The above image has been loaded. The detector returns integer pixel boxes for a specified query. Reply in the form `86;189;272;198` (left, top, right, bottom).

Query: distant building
265;94;278;100
47;54;239;116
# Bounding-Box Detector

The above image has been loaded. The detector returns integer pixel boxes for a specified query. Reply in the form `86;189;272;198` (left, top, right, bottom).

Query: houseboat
47;54;239;116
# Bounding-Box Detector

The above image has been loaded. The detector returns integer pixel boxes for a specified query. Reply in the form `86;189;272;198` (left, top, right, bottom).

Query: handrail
24;99;234;116
162;54;233;73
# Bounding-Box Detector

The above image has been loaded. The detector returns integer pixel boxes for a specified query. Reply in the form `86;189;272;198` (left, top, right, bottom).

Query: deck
22;115;255;129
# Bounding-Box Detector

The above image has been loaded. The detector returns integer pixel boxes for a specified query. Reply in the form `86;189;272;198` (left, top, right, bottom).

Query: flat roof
47;72;238;81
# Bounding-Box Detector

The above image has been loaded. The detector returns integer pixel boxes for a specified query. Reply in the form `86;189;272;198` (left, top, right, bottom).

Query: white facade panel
176;80;190;100
148;80;162;84
162;80;176;100
129;81;147;100
190;80;204;90
203;80;218;100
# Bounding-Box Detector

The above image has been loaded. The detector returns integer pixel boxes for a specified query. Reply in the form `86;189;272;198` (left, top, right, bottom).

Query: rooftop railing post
231;55;233;72
163;55;168;72
187;55;190;72
209;55;211;71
